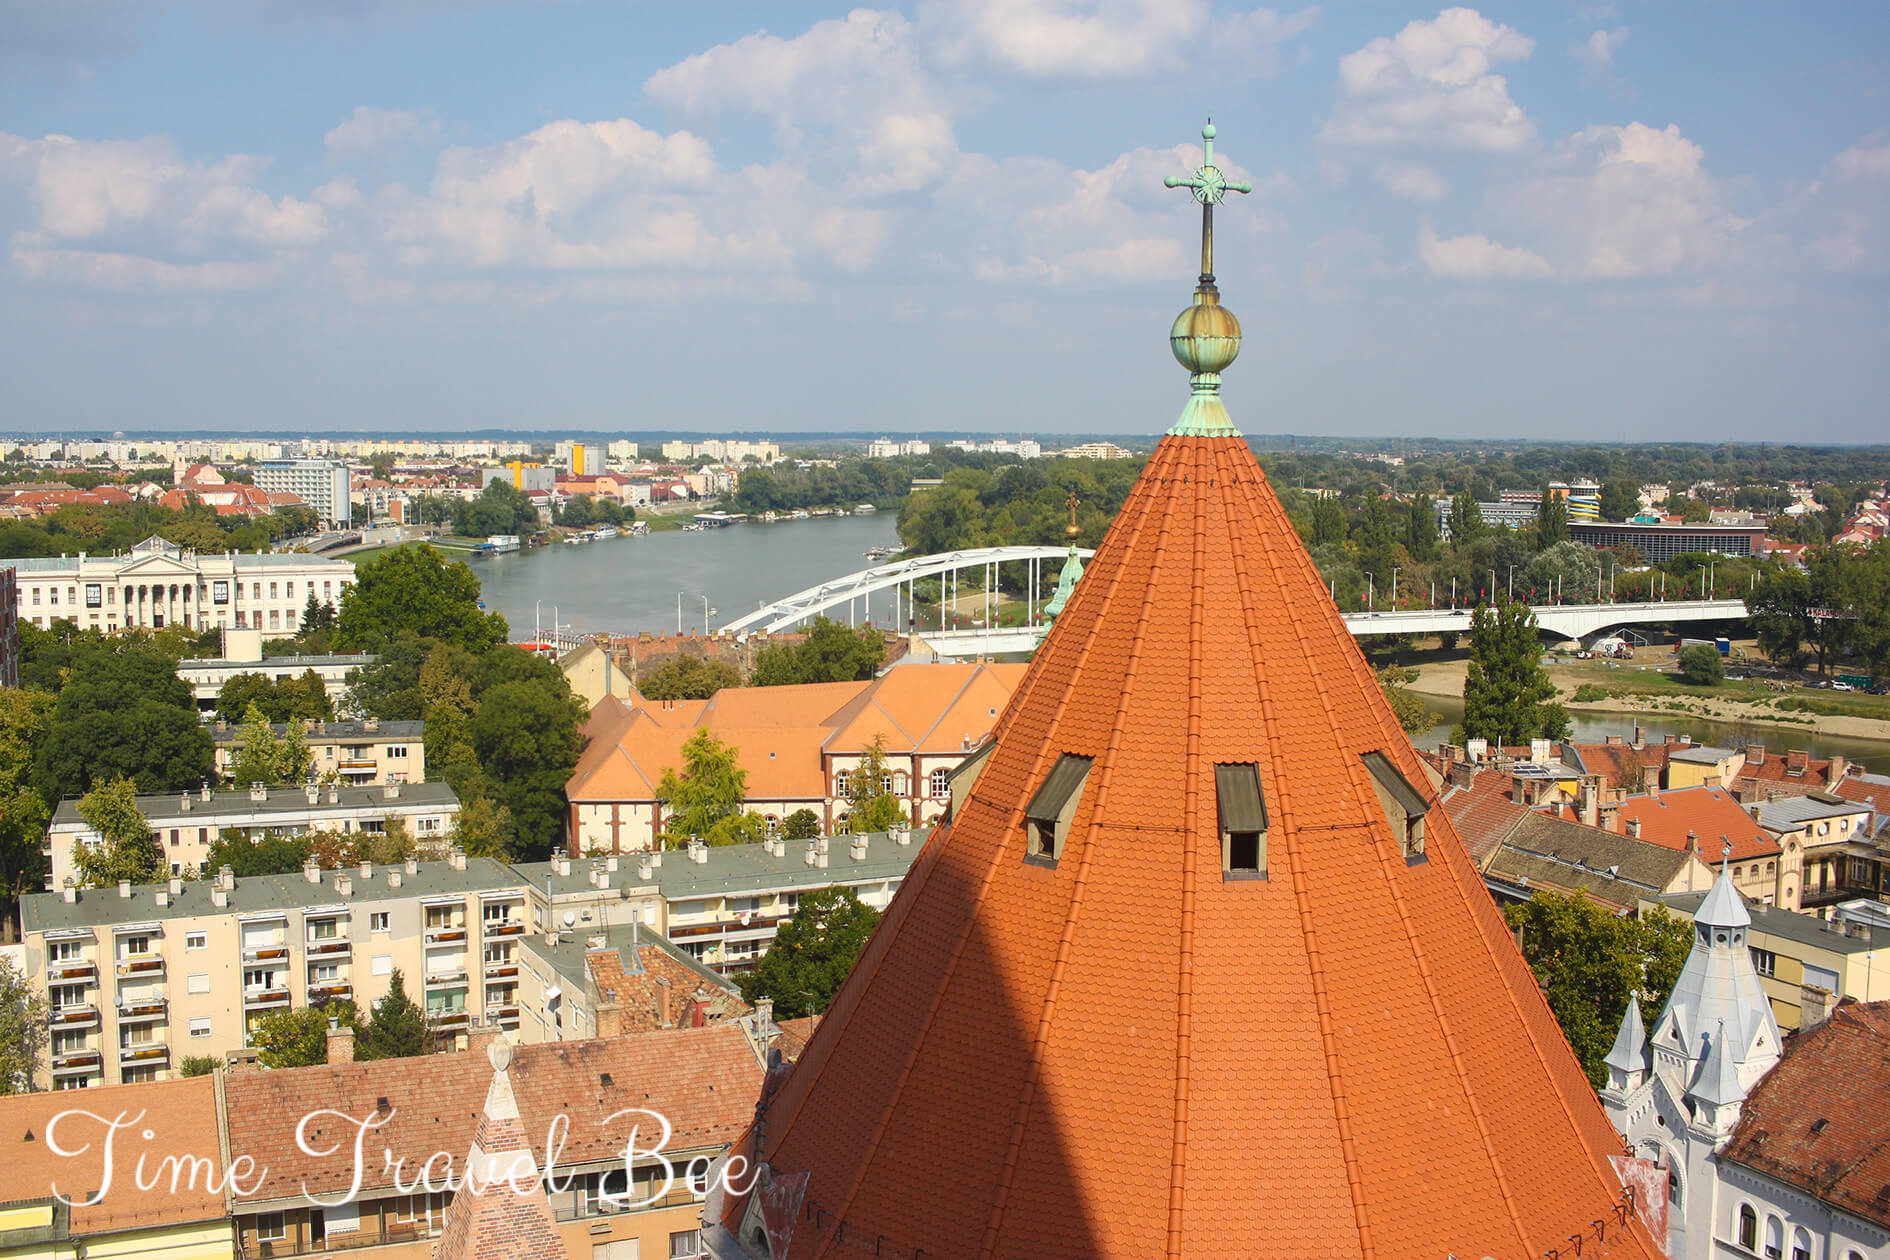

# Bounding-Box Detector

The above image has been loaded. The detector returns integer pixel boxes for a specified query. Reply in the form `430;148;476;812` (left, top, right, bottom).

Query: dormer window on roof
1362;751;1431;863
1215;763;1267;880
1024;755;1093;864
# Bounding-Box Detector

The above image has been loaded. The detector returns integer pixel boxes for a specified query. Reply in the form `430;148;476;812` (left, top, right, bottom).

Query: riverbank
1402;656;1890;742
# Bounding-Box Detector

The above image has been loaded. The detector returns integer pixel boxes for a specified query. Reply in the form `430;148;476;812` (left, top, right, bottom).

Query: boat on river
474;534;521;554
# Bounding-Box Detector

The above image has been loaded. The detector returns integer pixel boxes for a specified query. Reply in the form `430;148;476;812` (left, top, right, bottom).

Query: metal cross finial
1065;490;1080;530
1164;119;1254;288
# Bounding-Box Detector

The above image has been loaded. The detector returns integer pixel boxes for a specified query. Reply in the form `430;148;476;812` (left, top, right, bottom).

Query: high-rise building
702;124;1664;1260
555;440;590;475
256;458;351;526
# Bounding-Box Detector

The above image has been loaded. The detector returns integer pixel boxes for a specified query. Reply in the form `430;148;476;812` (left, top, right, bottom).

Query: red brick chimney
325;1019;354;1064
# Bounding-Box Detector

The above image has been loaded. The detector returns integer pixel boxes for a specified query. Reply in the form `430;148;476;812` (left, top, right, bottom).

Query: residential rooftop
513;826;927;901
1753;791;1870;830
48;780;458;827
208;717;425;743
1657;890;1890;954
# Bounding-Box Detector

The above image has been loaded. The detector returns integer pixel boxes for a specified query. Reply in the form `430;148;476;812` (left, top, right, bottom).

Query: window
426;905;456;930
833;769;852;797
670;1231;705;1260
256;1213;286;1243
309;918;338;940
1215;763;1267;880
52;1029;86;1054
186;931;207;950
1750;947;1776;978
119;934;150;958
190;1017;212;1038
931;767;950;799
244;969;277;990
1791;1227;1811;1260
188;973;210;994
1804;963;1839;993
388;744;408;759
1738;1205;1757;1250
48;939;83;962
372;954;393;976
483;902;512;925
484;942;512;966
1362;750;1430;861
1024;754;1093;864
1764;1214;1783;1259
370;912;390;933
52;984;86;1010
311;963;339;982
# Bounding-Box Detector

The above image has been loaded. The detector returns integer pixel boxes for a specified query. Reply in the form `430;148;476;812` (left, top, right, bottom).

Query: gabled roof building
701;123;1661;1260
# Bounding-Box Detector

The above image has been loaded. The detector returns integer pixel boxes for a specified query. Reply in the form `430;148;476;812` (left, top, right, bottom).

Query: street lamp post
1392;567;1401;608
677;591;685;635
1507;565;1519;602
1367;573;1375;611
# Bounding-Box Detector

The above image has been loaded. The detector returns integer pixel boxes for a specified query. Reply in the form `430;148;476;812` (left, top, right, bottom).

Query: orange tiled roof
1567;741;1672;791
725;432;1661;1258
1720;1002;1890;1228
1613;785;1779;862
1438;764;1531;865
0;1075;227;1236
566;666;1026;805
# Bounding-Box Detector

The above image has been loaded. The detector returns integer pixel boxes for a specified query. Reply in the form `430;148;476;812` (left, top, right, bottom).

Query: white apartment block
212;717;426;787
0;536;355;634
867;439;932;458
606;440;640;463
256;458;351;526
22;853;531;1089
46;781;461;891
658;439;781;463
1057;441;1131;459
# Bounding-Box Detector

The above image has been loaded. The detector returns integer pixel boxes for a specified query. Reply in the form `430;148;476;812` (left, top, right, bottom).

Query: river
1410;694;1888;776
466;512;902;640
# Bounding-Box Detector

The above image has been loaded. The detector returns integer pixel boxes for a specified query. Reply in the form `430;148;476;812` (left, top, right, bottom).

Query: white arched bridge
723;546;1751;657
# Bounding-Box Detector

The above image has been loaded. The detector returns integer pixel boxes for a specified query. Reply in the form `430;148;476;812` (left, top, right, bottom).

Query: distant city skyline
2;3;1886;440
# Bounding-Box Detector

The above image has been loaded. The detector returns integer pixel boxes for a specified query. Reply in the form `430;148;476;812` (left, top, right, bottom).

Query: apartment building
1753;791;1880;909
46;780;460;890
212;716;426;786
510;921;747;1045
20;852;530;1090
255;458;351;527
0;536;355;634
518;827;923;975
174;626;372;714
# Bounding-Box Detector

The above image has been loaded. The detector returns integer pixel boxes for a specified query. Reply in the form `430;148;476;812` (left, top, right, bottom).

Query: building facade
256;459;352;527
0;536;355;634
212;716;426;786
174;626;374;713
1569;519;1768;560
46;781;461;889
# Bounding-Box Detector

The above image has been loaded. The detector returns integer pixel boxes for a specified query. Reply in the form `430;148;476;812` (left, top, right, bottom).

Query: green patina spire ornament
1042;490;1085;622
1163;120;1252;436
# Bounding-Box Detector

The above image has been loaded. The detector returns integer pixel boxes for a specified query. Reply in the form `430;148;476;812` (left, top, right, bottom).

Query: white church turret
1685;1018;1747;1137
1602;992;1649;1104
1649;866;1780;1095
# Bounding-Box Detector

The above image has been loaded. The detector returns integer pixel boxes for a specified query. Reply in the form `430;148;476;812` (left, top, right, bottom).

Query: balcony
51;1049;102;1075
115;954;164;979
486;1004;521;1027
309;982;353;1004
483;920;526;938
115;997;168;1023
338;759;377;774
306;938;351;957
119;1042;169;1067
424;925;467;945
47;959;96;984
243;945;290;964
242;986;291;1009
428;1009;470;1031
483;961;519;980
424;969;467;987
49;1004;99;1029
667;913;789;940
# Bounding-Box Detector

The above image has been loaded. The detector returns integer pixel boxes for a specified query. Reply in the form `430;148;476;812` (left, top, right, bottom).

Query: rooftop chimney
217;864;235;891
155;889;168;906
304;859;321;884
201;782;213;802
1631;724;1644;749
388;870;402;888
1787;749;1810;775
1830;754;1848;784
169;876;182;895
305;784;319;804
325;1018;354;1064
638;857;653;881
1746;744;1766;766
450;847;466;871
404;855;418;875
1799;984;1839;1032
358;860;372;881
605;855;618;872
656;974;673;1028
114;879;131;900
61;878;76;904
363;716;379;731
211;887;228;908
382;782;399;800
850;836;868;862
249;782;267;802
1626;817;1643;840
180;792;192;812
326;784;339;804
336;874;353;897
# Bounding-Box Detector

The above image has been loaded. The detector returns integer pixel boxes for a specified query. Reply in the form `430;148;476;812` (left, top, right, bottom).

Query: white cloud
923;0;1206;78
1503;122;1744;278
1833;142;1890;179
11;247;277;291
1418;222;1550;277
1322;7;1536;153
1374;162;1447;200
1572;27;1627;75
1222;6;1321;76
1777;142;1890;274
324;107;439;159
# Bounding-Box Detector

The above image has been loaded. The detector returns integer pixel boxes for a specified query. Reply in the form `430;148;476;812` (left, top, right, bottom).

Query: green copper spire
1163;120;1252;437
1042;491;1086;622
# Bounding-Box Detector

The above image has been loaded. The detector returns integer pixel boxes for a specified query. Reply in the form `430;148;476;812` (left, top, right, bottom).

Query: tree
751;617;885;687
846;735;907;833
1447;492;1484;547
34;640;214;800
1376;666;1439;734
1678;498;1712;524
1504;892;1691;1087
735;887;882;1018
206;829;312;877
71;777;163;888
1526;540;1606;605
0;957;48;1094
1599;479;1640;522
1311;496;1346;546
897;485;985;554
357;969;431;1060
656;729;767;847
1457;600;1570;746
1535;490;1568;548
334;544;508;654
252;999;360;1069
782;809;821;841
364;817;418;866
0;688;54;905
1404;497;1439;562
470;680;584;859
301;591;337;634
177;1055;221;1078
638;655;742;701
1678;643;1726;686
446;792;515;859
228;702;289;787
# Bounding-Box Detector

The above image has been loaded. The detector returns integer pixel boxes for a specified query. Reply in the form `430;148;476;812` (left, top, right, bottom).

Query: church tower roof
707;123;1661;1260
433;1040;572;1260
1606;992;1648;1075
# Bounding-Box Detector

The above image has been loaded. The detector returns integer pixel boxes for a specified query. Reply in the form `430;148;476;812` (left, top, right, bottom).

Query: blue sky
2;1;1886;440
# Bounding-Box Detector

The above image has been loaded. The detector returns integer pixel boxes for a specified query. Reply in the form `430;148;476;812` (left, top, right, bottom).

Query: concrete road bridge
724;547;1751;656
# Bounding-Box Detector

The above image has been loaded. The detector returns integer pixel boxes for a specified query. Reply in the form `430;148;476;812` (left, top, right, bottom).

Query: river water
460;515;1887;774
467;512;902;640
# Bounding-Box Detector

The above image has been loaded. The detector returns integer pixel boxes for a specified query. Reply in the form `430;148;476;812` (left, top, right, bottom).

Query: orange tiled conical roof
709;130;1661;1260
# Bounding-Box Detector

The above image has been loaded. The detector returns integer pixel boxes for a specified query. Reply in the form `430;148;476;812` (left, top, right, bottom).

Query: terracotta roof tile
1613;785;1779;862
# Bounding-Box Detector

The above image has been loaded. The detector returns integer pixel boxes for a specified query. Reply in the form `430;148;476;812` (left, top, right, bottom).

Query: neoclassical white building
0;536;355;635
1603;871;1890;1259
